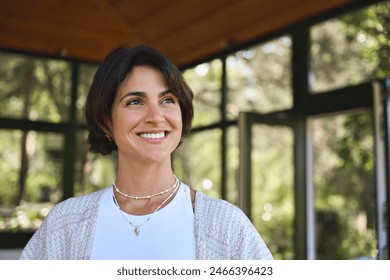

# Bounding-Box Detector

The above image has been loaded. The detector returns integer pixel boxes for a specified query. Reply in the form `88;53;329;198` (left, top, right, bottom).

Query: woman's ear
102;116;113;140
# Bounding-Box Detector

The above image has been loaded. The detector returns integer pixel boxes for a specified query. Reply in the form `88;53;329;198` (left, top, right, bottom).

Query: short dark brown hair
85;45;194;155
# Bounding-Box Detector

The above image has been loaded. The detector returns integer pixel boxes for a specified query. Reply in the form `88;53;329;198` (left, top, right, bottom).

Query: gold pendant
135;227;140;236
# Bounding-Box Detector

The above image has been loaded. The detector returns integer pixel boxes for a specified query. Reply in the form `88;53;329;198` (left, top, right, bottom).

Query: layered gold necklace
112;177;180;236
113;176;179;200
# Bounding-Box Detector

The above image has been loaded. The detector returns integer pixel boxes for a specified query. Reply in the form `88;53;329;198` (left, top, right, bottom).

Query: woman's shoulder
20;188;109;260
195;191;246;218
46;187;108;221
194;190;252;231
194;190;274;260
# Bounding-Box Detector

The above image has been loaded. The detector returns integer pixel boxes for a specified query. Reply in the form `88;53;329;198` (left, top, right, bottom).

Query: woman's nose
144;104;164;124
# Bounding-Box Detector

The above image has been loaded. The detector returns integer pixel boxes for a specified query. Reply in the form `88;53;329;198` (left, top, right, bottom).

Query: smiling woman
109;66;183;166
19;45;273;260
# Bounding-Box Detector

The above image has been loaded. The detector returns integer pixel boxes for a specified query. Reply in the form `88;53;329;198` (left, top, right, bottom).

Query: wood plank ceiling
0;0;355;67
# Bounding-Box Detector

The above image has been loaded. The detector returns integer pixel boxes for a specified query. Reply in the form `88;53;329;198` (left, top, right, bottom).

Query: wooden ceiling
0;0;355;67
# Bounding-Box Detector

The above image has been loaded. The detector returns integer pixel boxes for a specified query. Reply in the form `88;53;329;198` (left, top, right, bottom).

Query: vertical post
238;112;252;219
62;61;78;200
293;118;311;259
373;80;388;259
305;119;315;260
384;78;390;259
292;26;310;259
221;57;228;200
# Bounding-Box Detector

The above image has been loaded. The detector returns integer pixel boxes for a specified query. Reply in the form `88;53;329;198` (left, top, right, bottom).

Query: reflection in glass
250;124;294;260
227;36;292;119
173;129;221;198
0;130;64;232
311;112;377;259
0;52;71;122
183;60;221;127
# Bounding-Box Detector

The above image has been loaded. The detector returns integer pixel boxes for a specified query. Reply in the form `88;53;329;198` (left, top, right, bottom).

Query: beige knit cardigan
20;186;273;260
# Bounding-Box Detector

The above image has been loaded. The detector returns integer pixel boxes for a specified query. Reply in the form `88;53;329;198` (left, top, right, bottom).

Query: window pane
173;129;221;198
311;112;377;259
227;36;292;119
0;130;64;232
310;2;389;93
251;124;294;260
77;63;99;123
183;60;222;127
226;126;239;205
74;131;117;195
0;130;22;207
0;52;71;122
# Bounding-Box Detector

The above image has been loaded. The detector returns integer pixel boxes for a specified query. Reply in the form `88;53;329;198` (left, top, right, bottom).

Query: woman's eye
127;99;142;106
162;97;176;104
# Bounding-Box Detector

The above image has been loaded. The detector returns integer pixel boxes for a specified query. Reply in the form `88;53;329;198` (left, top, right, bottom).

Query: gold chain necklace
113;176;178;200
112;179;180;236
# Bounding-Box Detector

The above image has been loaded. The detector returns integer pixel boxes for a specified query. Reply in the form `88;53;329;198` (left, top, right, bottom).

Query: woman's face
109;66;182;164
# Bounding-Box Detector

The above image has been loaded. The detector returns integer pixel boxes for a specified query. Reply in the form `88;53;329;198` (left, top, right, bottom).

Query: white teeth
139;132;165;139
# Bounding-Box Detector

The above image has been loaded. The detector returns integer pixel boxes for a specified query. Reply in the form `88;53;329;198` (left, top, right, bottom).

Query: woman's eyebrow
159;89;173;97
119;89;172;103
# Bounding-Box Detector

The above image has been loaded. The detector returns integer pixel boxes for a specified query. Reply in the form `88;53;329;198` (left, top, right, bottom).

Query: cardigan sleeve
229;205;273;260
20;189;104;260
194;191;273;260
20;213;50;260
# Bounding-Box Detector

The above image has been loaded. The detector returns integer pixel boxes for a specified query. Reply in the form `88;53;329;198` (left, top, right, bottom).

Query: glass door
238;80;390;260
309;110;378;259
238;112;301;260
309;81;388;260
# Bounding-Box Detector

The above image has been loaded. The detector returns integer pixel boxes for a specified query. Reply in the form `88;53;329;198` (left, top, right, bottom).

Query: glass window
310;1;388;93
0;130;64;232
227;36;292;119
183;59;222;127
173;129;222;198
226;126;239;205
77;63;99;123
251;124;294;260
74;131;117;196
0;130;22;208
311;112;377;259
0;52;71;122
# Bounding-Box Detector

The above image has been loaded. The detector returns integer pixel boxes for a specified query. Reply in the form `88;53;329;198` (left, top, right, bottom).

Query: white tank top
90;182;196;260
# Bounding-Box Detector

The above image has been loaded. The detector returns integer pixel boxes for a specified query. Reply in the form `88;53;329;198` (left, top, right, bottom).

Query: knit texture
20;186;273;260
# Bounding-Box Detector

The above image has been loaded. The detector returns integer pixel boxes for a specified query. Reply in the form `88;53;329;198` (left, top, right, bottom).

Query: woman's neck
113;160;178;215
115;159;176;197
